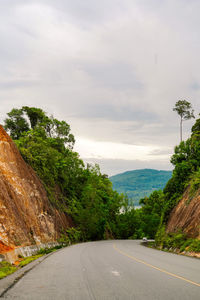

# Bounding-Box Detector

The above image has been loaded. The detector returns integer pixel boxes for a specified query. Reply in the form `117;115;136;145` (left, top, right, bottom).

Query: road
2;240;200;299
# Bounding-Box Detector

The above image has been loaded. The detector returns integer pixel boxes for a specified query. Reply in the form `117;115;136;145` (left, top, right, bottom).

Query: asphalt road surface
3;240;200;299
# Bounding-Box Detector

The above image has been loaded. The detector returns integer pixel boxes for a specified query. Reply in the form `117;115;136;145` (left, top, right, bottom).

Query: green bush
0;261;17;279
188;239;200;252
37;245;63;255
19;255;43;267
58;227;82;245
155;230;200;253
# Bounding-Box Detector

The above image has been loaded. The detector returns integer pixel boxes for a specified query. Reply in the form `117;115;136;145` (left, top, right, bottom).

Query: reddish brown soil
0;241;14;253
167;187;200;239
0;125;72;251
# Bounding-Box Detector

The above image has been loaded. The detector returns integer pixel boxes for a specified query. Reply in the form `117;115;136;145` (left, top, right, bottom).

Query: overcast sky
0;0;199;175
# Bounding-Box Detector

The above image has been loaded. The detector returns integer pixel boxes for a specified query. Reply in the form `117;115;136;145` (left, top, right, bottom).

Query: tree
4;106;127;241
173;100;195;142
4;108;29;140
4;106;75;149
22;106;47;129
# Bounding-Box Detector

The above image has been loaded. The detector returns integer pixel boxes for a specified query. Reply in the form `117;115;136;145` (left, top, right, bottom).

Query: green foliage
4;106;126;241
0;246;64;279
154;225;166;248
18;254;43;267
191;117;200;135
58;228;82;245
5;106;199;244
110;169;172;206
22;106;47;129
37;245;63;255
173;100;195;121
155;230;200;253
136;191;164;239
155;229;187;250
187;239;200;252
4;108;29;140
4;107;83;210
188;169;200;203
142;115;200;245
111;190;165;240
159;117;200;222
114;208;137;239
65;228;81;244
70;165;124;241
4;106;75;149
0;261;17;279
3;106;170;242
173;100;195;142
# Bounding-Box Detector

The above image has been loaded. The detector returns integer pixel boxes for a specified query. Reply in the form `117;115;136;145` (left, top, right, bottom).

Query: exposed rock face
0;125;71;253
166;187;200;239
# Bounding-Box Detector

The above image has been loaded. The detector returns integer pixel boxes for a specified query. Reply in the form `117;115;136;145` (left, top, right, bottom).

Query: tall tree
22;106;46;129
4;106;75;149
4;108;30;140
173;100;195;142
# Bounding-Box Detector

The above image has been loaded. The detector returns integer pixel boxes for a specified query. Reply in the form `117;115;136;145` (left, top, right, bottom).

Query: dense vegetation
153;116;200;250
0;261;17;279
154;231;200;253
161;117;200;222
110;169;172;206
4;107;125;241
4;106;200;248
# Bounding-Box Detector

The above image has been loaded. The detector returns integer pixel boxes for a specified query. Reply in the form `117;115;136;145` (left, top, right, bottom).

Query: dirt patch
167;187;200;239
0;241;14;253
0;125;12;143
0;125;71;249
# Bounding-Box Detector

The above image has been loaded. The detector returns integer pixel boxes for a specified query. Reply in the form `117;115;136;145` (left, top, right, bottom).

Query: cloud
74;137;169;160
0;0;199;175
82;158;173;177
80;62;144;90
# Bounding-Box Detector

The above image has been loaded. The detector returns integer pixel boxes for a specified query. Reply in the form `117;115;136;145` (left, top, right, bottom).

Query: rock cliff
166;187;200;239
0;125;71;253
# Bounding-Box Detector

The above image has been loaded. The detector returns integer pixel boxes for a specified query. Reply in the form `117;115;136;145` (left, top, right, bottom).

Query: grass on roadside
0;261;17;279
0;244;64;280
150;229;200;254
37;244;63;255
18;254;43;267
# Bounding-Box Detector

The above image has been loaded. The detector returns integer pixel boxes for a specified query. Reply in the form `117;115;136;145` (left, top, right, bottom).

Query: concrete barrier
1;242;59;263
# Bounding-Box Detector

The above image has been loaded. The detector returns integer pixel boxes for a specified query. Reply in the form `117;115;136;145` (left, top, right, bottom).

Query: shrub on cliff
4;107;124;241
155;229;200;253
161;117;200;222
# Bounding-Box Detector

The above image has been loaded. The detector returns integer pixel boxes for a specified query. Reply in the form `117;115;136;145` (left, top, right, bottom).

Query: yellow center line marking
113;243;200;287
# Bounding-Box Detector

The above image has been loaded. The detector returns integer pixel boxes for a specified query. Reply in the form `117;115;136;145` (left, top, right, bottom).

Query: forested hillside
2;106;164;242
2;106;200;253
110;169;172;206
153;116;200;252
3;107;125;242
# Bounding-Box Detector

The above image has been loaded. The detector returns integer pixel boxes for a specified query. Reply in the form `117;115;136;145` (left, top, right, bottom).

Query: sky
0;0;199;176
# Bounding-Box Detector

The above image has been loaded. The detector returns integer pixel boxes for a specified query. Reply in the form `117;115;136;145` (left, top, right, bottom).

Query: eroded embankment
166;186;200;239
0;125;71;259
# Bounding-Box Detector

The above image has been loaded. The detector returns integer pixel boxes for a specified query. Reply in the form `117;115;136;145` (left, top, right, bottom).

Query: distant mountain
109;169;172;206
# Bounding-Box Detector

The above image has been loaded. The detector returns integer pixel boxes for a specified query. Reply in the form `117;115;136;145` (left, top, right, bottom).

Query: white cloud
75;137;168;160
0;0;199;175
74;136;172;165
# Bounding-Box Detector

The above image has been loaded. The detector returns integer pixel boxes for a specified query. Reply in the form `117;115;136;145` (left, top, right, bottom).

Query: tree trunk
180;118;182;142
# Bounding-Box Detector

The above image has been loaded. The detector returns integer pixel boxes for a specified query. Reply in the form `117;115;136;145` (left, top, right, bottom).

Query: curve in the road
2;240;200;299
113;243;200;288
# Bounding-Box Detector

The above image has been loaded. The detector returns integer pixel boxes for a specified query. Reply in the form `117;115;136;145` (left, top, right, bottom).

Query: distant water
134;205;141;209
120;205;141;213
